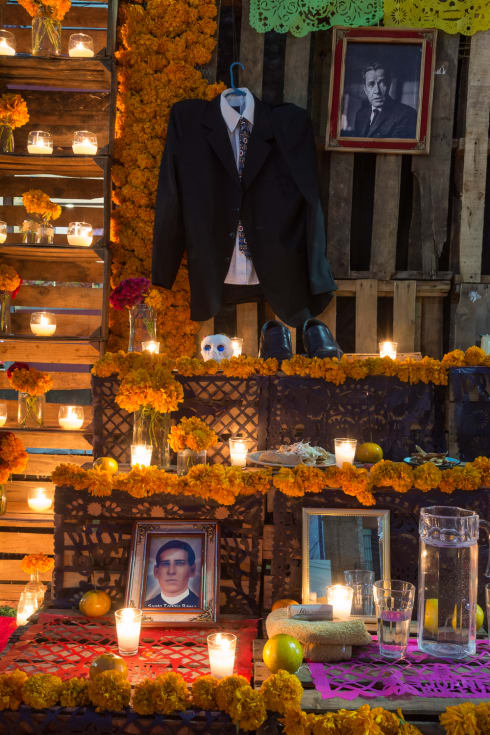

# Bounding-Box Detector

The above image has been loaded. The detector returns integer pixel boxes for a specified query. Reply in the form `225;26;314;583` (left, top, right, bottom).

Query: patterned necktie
237;117;251;258
370;108;380;127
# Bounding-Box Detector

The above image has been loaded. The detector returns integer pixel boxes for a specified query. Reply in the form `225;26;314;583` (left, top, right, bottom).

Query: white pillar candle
229;436;249;467
0;234;6;244
0;403;7;427
72;132;98;155
0;222;6;244
231;337;243;358
16;591;38;626
58;405;84;430
27;131;53;155
68;33;94;57
30;312;56;336
27;487;53;512
67;222;93;247
326;584;353;619
115;608;142;656
131;443;152;467
207;632;237;678
142;340;160;354
334;438;357;468
379;341;397;360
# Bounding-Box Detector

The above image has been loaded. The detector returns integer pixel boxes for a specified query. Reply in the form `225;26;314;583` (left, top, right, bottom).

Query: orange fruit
93;457;118;474
79;589;111;618
263;634;303;674
356;442;383;463
89;653;128;680
271;598;299;611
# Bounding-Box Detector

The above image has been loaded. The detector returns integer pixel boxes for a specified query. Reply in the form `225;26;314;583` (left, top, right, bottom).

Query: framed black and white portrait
326;27;437;154
126;520;219;625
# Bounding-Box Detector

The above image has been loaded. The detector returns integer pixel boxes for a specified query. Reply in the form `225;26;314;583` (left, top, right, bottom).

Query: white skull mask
200;334;233;362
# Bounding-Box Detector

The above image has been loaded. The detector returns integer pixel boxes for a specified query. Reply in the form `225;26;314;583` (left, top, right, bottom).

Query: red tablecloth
0;618;16;654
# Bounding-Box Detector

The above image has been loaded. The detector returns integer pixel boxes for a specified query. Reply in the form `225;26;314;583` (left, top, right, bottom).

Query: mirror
302;508;390;616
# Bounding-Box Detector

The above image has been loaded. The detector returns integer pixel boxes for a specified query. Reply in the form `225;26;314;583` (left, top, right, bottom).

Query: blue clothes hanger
225;62;246;97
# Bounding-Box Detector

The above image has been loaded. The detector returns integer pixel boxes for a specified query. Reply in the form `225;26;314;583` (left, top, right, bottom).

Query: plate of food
403;446;460;469
249;441;336;468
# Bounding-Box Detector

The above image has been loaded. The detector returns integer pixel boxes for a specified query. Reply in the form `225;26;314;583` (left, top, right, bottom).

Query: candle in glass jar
27;486;53;512
0;221;6;244
27;131;53;155
58;405;84;430
131;443;152;467
481;335;490;355
334;438;357;468
67;221;93;247
0;31;16;56
72;131;98;155
30;312;56;336
68;33;94;57
142;340;160;354
0;403;7;427
379;341;397;360
115;608;142;656
228;436;249;467
326;584;353;619
16;591;38;626
231;337;243;358
207;632;236;678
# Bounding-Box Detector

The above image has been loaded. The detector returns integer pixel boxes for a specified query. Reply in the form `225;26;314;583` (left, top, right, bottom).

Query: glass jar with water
418;506;490;659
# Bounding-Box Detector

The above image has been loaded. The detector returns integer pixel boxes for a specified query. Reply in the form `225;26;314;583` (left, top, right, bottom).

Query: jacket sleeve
152;105;185;289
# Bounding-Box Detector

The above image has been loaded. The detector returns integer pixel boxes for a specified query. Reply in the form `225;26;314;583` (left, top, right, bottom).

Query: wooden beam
355;280;378;353
326;154;353;277
24;452;90;476
393;280;417;352
15;285;103;309
0;154;106;178
0;531;53;555
0;339;100;364
421;296;444;359
236;302;258;357
0;372;91;391
11;429;92;451
454;283;490;350
0;560;53;582
0;58;111;90
370;156;401;278
283;35;311;108
240;0;264;96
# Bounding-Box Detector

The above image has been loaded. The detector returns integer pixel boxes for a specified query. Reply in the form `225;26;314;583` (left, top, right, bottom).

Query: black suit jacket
352;96;417;139
145;589;200;608
152;95;337;327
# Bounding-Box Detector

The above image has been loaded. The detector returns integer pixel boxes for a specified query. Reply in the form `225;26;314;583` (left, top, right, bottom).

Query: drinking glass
486;584;490;643
344;570;375;616
373;580;415;660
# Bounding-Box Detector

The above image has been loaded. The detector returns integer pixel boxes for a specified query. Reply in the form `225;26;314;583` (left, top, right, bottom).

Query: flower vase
18;392;45;427
22;219;41;244
128;304;156;352
25;570;47;608
177;449;207;476
0;485;6;516
0;292;12;336
0;125;14;153
32;11;61;57
40;222;54;244
133;408;170;468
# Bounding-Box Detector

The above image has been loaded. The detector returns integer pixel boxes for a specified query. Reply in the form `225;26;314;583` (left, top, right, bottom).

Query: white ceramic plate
248;451;336;468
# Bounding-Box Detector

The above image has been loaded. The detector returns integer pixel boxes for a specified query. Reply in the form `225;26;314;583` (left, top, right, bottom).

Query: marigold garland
168;416;218;452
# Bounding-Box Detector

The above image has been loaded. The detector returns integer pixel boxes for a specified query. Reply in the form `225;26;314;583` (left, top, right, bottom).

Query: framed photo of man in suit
125;521;219;625
326;27;437;154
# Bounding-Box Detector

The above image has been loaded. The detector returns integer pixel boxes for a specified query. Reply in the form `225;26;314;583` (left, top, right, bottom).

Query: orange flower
0;94;29;129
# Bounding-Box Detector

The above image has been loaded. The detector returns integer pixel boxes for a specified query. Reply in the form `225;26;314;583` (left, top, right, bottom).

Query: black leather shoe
259;320;293;362
303;318;343;359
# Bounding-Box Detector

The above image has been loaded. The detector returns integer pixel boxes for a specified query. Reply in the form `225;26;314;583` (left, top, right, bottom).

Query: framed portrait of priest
326;27;437;154
126;520;219;625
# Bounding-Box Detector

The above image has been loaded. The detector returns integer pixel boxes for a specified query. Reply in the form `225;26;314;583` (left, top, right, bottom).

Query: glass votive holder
58;405;84;430
0;221;7;244
334;438;357;468
68;32;94;57
67;221;93;247
379;341;397;360
131;443;152;467
228;435;250;467
16;590;38;626
207;632;237;678
326;584;353;619
142;340;160;354
373;579;415;660
0;403;7;427
344;569;375;616
27;485;54;512
27;130;53;155
72;131;98;155
30;311;56;336
115;608;142;656
231;337;243;358
486;583;490;643
0;30;16;56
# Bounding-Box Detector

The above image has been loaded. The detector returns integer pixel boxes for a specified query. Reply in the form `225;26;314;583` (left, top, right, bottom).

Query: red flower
10;279;22;299
110;277;150;310
6;361;29;379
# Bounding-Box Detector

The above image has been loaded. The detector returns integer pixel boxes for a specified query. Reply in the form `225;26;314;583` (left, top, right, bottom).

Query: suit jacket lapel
368;98;394;137
241;96;274;192
203;96;240;184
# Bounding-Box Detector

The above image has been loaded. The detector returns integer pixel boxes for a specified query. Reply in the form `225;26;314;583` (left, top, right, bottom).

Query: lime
262;634;303;674
89;653;128;680
356;443;383;463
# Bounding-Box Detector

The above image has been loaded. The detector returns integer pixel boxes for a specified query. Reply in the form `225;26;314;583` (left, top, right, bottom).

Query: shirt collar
220;88;255;133
160;587;191;605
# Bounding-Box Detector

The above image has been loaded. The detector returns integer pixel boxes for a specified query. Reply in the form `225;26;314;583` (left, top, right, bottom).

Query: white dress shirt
220;88;259;286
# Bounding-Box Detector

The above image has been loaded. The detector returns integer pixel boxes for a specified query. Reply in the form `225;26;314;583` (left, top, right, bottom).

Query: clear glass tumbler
373;579;415;660
486;583;490;644
344;569;375;616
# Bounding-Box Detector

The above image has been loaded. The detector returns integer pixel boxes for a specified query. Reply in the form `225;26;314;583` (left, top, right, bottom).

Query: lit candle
27;486;53;512
142;340;160;354
30;312;56;336
228;435;249;467
0;403;7;427
72;131;98;155
207;632;236;678
0;221;6;244
231;337;243;358
115;608;142;656
334;438;357;468
16;591;38;626
481;335;490;355
326;584;353;619
0;31;16;56
58;405;84;430
27;131;53;155
68;33;95;57
131;443;152;467
379;341;397;360
67;221;93;247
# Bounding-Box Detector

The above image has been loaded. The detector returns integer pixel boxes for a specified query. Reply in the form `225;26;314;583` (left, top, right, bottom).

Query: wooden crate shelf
0;339;101;363
0;154;107;177
0;57;112;90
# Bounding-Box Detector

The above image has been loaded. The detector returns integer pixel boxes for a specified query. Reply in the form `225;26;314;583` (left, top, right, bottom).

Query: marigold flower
0;670;28;711
0;94;29;129
191;675;219;710
21;553;54;575
87;670;131;712
440;702;478;735
215;674;249;713
260;670;303;714
132;678;156;715
151;671;190;714
227;685;267;732
0;265;21;295
22;673;62;709
0;431;28;474
464;346;486;366
59;677;89;707
168;416;218;452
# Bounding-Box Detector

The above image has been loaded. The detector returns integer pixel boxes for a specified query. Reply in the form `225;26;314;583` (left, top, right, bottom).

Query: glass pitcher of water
418;506;490;659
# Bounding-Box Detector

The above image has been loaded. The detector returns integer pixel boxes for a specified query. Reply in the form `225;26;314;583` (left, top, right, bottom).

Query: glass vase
40;222;54;244
32;11;61;57
24;569;47;608
0;124;14;153
133;407;170;468
22;219;41;244
0;292;11;336
177;449;207;476
128;304;157;352
0;485;6;516
18;392;45;427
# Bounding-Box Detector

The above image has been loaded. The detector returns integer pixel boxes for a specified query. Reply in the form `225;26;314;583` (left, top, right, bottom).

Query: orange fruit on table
79;589;111;618
89;653;128;680
263;634;303;674
356;442;383;464
93;457;118;474
271;598;299;611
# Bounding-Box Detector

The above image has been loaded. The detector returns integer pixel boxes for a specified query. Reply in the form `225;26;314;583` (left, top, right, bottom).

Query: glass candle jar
0;221;7;244
334;438;357;468
27;130;53;154
115;608;142;656
207;632;237;678
58;405;84;430
72;131;97;155
16;590;38;626
326;584;353;619
231;337;243;357
131;443;152;467
68;32;94;57
30;311;56;336
0;403;7;427
67;221;93;247
0;30;16;56
228;435;250;467
27;485;54;512
142;340;160;354
379;341;397;360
